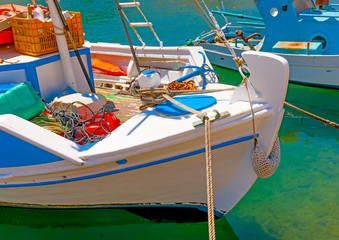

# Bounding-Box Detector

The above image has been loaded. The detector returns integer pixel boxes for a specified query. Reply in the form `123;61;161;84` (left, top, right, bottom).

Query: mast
46;0;78;92
113;0;141;74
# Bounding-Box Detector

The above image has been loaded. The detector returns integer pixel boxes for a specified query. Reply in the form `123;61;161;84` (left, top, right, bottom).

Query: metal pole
47;0;78;92
113;0;141;74
51;0;95;93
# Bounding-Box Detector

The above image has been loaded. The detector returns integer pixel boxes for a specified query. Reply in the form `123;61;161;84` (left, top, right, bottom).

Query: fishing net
251;137;280;178
44;102;118;145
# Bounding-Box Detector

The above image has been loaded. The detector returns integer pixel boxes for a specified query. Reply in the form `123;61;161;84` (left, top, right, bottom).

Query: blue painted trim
0;131;63;168
116;159;128;165
0;134;256;188
84;48;95;89
24;65;41;95
0;47;92;92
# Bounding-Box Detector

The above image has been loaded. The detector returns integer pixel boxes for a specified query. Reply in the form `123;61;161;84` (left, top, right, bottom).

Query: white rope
199;0;237;57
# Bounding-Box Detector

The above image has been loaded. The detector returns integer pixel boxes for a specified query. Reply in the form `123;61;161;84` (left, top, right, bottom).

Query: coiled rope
137;86;234;111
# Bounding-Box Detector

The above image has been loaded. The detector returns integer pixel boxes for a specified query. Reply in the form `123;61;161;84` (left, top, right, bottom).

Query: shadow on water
0;206;239;240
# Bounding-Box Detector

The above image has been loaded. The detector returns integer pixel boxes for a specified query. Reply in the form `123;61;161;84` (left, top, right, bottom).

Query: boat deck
0;44;46;63
96;88;142;124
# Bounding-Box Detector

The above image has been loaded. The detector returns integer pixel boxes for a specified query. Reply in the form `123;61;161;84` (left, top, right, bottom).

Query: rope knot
137;87;169;110
233;57;245;68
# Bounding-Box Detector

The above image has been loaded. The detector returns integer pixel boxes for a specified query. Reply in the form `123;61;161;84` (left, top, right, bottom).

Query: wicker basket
11;12;84;56
316;0;329;6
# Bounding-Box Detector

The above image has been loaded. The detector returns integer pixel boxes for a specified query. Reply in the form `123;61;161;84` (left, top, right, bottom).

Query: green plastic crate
0;81;45;120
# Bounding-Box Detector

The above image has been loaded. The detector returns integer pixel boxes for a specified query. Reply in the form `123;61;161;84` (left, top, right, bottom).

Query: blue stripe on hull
0;134;256;188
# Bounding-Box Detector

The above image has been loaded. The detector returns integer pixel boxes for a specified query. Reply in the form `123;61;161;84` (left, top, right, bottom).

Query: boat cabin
256;0;339;54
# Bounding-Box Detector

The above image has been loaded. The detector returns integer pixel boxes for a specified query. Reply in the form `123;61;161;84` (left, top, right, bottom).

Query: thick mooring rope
204;116;216;240
284;101;339;129
138;86;216;240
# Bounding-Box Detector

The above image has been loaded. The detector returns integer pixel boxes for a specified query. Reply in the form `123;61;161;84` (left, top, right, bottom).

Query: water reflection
0;207;238;240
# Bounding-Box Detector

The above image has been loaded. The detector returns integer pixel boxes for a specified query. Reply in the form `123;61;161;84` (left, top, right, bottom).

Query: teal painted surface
256;0;339;54
1;0;338;239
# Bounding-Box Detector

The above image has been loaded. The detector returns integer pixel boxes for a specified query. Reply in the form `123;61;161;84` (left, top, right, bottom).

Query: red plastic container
73;112;120;145
86;112;120;135
0;29;14;45
0;4;28;45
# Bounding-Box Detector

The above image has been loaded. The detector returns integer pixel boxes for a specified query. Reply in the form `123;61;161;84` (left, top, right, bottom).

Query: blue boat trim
116;159;128;165
0;134;257;188
0;131;64;168
0;48;94;95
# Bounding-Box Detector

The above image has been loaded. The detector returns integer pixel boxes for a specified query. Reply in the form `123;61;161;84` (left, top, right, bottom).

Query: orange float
91;57;127;76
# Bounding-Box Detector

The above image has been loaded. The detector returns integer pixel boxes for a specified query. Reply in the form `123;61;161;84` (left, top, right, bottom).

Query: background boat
196;0;339;88
1;0;338;240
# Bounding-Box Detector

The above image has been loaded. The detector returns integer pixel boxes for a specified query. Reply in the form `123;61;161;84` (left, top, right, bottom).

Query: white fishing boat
195;0;339;89
0;0;289;217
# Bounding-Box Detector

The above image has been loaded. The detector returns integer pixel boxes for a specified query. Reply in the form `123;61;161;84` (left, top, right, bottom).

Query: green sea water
1;0;338;239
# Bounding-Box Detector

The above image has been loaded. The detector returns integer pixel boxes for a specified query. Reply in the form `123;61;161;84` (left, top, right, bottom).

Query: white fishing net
252;137;281;178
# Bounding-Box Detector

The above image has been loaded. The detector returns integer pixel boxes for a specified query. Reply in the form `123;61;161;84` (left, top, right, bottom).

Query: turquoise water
2;0;339;239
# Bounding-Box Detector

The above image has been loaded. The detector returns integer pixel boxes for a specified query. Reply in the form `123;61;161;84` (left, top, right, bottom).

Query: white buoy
46;0;78;91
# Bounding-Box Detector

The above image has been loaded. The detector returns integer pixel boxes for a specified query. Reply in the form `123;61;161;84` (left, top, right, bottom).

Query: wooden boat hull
0;106;276;215
0;45;288;216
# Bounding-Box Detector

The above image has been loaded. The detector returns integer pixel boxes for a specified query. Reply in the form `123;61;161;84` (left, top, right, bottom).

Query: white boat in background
196;0;339;89
0;0;289;217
